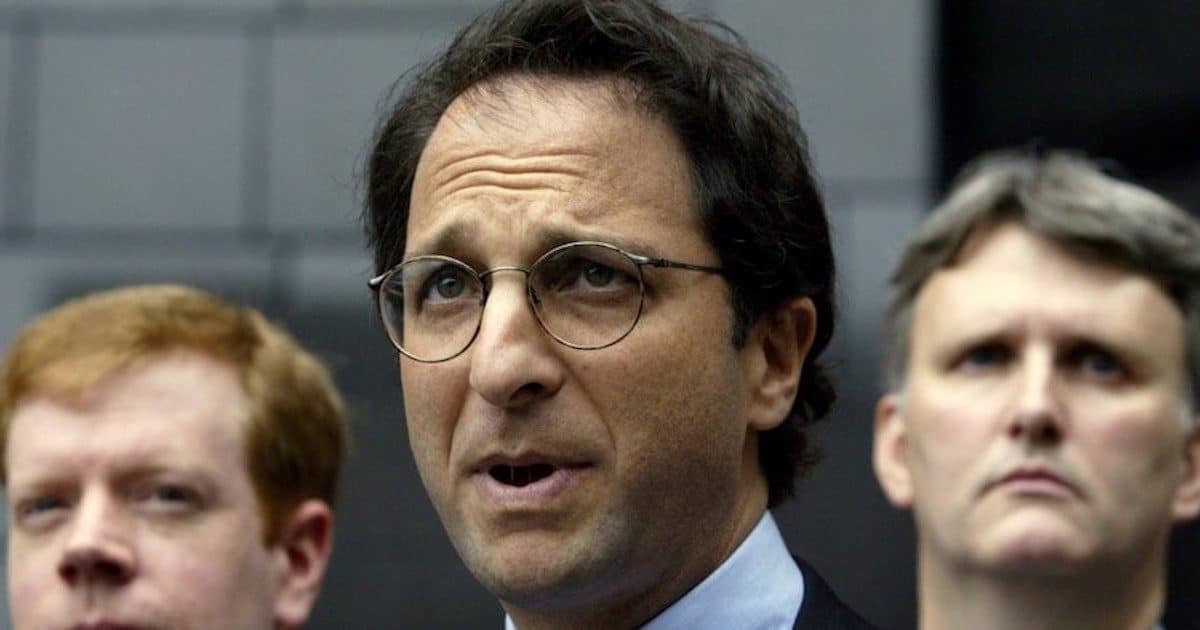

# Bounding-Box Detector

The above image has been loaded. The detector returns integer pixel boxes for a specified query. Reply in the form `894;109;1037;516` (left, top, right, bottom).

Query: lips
985;464;1081;499
71;621;147;630
471;453;592;506
474;453;589;481
488;462;558;486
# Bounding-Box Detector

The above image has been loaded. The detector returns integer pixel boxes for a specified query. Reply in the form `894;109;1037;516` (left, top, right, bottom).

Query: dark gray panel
714;0;932;184
35;33;247;230
0;33;12;229
269;31;454;232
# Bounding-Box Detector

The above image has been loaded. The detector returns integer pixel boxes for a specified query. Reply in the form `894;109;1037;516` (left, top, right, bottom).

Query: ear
273;499;335;628
1171;420;1200;523
874;393;914;509
743;297;818;432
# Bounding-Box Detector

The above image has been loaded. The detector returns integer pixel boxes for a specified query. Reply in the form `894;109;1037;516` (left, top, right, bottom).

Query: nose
1007;347;1066;446
468;270;564;409
57;491;137;588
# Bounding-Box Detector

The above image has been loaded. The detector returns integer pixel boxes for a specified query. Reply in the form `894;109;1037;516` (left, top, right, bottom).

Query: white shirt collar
504;511;805;629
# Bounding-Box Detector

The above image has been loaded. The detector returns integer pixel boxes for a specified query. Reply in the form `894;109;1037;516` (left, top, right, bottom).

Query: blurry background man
0;284;347;629
873;150;1200;629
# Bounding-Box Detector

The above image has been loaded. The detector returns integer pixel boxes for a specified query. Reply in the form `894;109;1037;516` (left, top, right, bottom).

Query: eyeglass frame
367;240;726;362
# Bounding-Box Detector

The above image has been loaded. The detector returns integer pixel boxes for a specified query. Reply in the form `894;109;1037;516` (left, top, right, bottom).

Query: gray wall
0;1;931;628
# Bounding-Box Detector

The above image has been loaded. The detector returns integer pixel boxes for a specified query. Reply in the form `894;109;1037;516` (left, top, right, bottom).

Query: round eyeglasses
368;241;724;362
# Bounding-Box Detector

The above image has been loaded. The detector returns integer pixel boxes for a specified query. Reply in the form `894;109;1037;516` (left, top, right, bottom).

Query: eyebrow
930;319;1156;366
5;477;72;501
535;227;665;259
926;323;1013;361
7;461;217;491
405;222;481;260
406;222;667;262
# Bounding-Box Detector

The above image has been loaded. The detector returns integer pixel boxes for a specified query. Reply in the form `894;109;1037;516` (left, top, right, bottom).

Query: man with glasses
363;0;873;628
872;150;1200;628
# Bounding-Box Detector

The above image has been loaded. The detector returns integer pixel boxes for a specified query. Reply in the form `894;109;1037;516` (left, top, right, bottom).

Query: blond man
1;284;348;629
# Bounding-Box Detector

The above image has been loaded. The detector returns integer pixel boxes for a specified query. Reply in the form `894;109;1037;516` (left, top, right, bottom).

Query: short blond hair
0;284;348;543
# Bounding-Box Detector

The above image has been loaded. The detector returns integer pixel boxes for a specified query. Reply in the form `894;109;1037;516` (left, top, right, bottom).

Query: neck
917;546;1166;630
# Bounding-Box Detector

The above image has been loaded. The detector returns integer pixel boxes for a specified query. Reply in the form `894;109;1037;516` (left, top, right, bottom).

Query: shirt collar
504;511;805;630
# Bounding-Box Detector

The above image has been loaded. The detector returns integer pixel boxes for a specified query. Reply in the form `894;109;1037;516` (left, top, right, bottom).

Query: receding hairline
882;151;1200;417
407;73;701;255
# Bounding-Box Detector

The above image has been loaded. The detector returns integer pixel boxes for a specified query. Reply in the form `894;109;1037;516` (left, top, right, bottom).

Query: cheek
902;406;1002;553
587;332;747;488
908;401;988;473
401;364;463;468
1084;404;1186;496
143;527;275;617
7;543;55;620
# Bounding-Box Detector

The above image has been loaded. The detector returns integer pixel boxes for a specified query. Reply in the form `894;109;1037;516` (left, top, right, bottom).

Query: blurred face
875;223;1200;577
400;78;774;621
6;351;284;630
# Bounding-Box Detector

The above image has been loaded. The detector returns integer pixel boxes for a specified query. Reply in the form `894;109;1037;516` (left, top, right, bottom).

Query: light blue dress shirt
505;511;805;629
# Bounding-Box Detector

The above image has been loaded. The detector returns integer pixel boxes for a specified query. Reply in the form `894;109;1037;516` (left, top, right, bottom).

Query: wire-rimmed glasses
368;241;724;362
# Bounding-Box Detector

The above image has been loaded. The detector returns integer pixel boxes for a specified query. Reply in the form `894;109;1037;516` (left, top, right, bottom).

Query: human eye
581;260;618;287
540;247;638;295
1067;344;1129;384
426;265;471;299
13;493;71;531
132;480;205;516
414;263;478;307
954;342;1012;373
567;259;628;291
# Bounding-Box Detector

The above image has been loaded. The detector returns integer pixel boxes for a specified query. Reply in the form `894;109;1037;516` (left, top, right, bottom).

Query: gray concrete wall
0;2;932;627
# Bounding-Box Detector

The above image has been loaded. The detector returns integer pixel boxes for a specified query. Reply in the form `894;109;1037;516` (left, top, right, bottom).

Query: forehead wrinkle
409;77;700;267
405;218;481;259
428;150;597;202
916;269;1183;367
406;211;666;264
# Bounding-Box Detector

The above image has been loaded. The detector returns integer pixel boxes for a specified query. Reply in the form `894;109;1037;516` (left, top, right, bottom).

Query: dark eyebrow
405;223;480;260
534;228;662;259
6;477;73;499
928;324;1015;365
1057;334;1145;367
407;223;667;262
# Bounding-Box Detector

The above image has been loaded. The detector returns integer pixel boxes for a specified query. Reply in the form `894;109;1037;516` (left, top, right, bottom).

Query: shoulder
792;557;879;630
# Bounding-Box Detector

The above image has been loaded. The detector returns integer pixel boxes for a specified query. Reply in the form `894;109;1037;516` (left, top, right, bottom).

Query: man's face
400;78;773;617
6;350;284;629
875;222;1200;576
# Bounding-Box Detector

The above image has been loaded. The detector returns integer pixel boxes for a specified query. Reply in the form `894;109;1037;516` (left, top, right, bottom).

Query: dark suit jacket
793;558;878;629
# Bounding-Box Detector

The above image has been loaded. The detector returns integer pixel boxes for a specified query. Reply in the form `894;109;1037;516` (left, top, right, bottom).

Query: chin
471;538;580;596
980;529;1096;577
483;559;604;614
476;531;631;613
978;505;1094;563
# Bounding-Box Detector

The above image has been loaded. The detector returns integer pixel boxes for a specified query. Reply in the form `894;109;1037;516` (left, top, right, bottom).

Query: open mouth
489;463;558;487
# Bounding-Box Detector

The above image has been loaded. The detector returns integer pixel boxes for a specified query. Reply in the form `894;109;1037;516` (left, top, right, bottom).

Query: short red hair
0;284;348;543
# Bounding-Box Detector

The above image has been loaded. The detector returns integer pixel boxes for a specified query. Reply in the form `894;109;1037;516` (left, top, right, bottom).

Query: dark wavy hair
364;0;835;506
